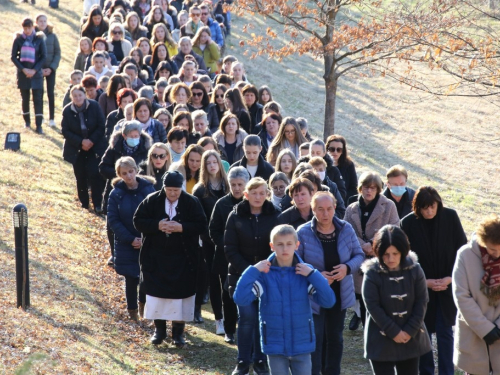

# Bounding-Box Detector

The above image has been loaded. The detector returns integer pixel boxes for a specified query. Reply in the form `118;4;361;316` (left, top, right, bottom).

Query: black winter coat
202;103;220;133
277;206;313;229
236;109;252;134
229;154;275;181
338;161;358;202
298;154;347;200
383;187;416;219
209;194;243;275
105;108;124;140
133;190;207;298
11;31;46;90
400;208;467;332
248;102;263;131
173;50;207;72
61;100;107;164
362;252;431;361
138;161;166;191
192;183;226;242
224;200;279;295
322;176;346;219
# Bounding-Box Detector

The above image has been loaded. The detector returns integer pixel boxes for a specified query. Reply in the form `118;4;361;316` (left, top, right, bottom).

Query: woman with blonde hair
267;117;307;166
74;37;93;72
124;11;148;45
275;148;297;181
139;142;171;190
107;23;132;63
193;150;230;327
192;26;220;75
107;156;156;321
150;23;178;58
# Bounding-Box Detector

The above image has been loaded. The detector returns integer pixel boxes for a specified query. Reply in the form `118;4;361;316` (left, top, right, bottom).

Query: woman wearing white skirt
133;170;207;346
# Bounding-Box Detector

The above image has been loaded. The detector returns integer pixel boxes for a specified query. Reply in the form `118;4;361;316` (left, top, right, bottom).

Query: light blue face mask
390;186;406;197
126;137;140;147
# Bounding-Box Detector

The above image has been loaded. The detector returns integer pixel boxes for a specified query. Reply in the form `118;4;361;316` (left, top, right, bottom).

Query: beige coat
344;194;399;293
453;236;500;375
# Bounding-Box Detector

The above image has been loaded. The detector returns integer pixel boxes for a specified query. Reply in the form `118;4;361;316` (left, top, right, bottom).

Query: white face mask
317;171;326;181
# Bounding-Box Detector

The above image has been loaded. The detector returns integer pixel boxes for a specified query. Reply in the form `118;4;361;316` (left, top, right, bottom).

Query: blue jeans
419;300;454;375
268;353;311;375
311;303;346;375
237;300;266;364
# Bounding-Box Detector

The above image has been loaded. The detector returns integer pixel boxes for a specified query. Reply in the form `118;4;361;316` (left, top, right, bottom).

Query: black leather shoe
151;320;167;345
193;305;204;323
349;314;361;331
253;360;269;375
172;322;186;347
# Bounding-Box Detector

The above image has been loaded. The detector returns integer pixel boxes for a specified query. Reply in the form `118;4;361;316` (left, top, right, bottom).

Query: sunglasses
215;94;224;98
152;153;167;160
201;12;208;15
192;92;203;97
328;147;343;153
112;30;123;35
191;13;201;17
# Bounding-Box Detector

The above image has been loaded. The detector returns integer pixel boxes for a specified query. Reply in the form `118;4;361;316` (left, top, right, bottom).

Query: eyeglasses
191;13;201;17
152;153;167;160
328;147;343;153
192;92;203;97
272;185;287;192
112;30;123;35
284;130;295;135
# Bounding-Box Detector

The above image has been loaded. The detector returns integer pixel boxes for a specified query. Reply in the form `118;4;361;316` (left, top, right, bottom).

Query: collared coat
11;31;47;90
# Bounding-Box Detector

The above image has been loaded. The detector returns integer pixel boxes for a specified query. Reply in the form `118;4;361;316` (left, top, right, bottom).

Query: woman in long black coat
62;85;107;212
400;186;467;375
11;17;47;134
208;166;250;344
133;171;207;347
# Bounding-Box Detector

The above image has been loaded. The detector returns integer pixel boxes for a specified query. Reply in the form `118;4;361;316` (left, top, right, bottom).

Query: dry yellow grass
0;0;496;374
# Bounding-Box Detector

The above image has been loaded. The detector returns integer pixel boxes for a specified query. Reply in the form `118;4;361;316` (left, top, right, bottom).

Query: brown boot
138;302;145;319
128;309;139;322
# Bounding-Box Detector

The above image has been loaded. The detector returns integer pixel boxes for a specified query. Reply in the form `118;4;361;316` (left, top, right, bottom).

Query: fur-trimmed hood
168;161;187;180
111;175;156;188
108;130;153;149
361;250;419;274
14;31;45;40
35;25;54;35
213;129;248;148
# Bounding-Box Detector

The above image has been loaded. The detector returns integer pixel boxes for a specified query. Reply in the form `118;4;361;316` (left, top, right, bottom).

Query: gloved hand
483;326;500;345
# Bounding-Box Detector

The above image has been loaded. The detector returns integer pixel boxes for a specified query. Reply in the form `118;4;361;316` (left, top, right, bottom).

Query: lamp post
13;203;29;309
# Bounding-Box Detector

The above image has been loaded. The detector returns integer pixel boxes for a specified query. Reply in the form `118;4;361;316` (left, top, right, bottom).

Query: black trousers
20;88;43;127
44;70;56;120
370;357;419;375
72;151;105;209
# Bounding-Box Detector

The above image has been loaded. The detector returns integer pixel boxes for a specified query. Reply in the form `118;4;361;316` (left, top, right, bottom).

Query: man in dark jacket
230;135;275;181
61;85;107;211
382;165;416;219
11;17;47;133
35;14;61;127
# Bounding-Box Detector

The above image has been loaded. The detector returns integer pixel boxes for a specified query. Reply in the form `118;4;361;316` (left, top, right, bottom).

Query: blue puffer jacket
233;253;335;357
297;216;364;312
107;176;156;277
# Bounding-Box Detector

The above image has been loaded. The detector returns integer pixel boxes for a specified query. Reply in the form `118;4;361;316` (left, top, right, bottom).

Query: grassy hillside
1;0;496;373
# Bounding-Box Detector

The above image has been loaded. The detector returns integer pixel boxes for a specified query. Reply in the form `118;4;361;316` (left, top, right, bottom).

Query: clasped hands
426;277;452;292
393;330;411;344
159;219;182;234
321;264;348;285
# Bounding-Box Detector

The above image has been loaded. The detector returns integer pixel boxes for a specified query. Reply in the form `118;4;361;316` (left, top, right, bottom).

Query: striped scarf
20;32;36;64
480;245;500;306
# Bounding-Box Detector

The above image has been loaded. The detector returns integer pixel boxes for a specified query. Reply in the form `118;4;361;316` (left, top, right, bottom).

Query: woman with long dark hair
98;74;126;117
147;42;178;75
326;134;358;201
81;5;109;42
189;81;218;131
401;186;467;375
223;87;251;134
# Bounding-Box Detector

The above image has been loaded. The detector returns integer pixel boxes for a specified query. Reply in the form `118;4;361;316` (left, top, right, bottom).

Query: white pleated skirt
144;294;196;321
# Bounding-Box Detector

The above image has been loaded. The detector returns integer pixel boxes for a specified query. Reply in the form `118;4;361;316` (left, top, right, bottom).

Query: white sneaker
49;119;56;127
215;319;225;335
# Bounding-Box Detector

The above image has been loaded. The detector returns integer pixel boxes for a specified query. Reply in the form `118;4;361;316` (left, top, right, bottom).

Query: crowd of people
11;1;500;374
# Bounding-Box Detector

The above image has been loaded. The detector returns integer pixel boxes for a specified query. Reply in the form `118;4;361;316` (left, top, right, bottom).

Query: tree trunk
323;75;338;141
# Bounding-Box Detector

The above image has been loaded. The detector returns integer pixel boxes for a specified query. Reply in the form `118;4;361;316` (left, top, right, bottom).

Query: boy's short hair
167;127;188;142
81;75;98;88
22;18;34;27
215;74;232;86
270;224;298;243
124;63;138;73
386;164;408;181
70;70;83;79
98;75;109;85
309;156;327;168
300;142;310;151
223;55;237;65
243;135;262;148
92;51;105;62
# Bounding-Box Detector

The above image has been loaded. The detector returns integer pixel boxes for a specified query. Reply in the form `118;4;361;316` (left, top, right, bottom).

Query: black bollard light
13;204;29;309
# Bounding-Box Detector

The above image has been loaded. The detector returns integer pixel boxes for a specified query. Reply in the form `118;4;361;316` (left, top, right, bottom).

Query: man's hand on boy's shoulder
254;260;271;273
295;263;313;277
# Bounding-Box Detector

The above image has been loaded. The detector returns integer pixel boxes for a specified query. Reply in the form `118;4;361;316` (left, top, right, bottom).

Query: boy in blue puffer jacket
233;224;335;375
